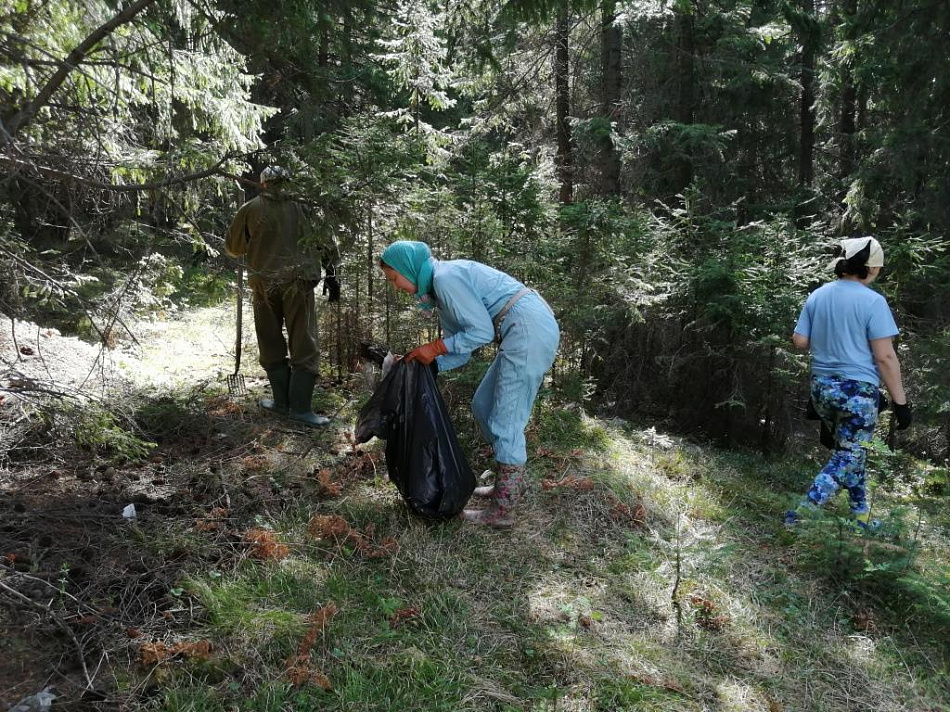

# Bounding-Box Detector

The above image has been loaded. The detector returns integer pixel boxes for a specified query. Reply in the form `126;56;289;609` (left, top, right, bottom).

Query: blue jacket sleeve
435;271;496;361
436;351;473;372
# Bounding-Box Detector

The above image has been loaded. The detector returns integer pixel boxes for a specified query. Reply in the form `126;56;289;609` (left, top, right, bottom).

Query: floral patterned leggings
804;375;880;515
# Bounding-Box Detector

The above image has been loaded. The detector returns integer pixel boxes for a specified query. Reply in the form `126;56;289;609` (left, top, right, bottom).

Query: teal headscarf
380;241;434;303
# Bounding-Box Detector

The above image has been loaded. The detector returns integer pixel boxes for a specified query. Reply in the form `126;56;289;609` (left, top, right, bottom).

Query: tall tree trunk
318;14;329;69
599;0;623;194
673;6;696;193
385;279;392;348
798;0;817;189
795;0;818;227
342;7;354;115
366;203;375;338
554;6;574;205
837;0;857;178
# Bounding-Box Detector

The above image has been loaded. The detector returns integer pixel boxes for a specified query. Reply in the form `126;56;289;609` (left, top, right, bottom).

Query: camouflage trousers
804;375;879;515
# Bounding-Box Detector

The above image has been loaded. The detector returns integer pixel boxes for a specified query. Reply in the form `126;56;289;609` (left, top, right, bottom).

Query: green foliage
792;509;950;642
374;0;457;113
593;677;686;710
128;253;185;314
176;264;233;308
2;0;275;158
71;405;156;463
533;402;611;453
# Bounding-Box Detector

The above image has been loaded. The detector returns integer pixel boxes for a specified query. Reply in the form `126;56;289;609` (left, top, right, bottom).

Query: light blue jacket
426;257;559;466
430;259;527;371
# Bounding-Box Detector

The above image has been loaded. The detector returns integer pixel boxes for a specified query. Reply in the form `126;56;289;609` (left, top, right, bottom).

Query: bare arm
871;337;907;405
792;332;810;350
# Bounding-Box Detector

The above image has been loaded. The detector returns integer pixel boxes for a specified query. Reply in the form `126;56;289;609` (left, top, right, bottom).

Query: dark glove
322;260;340;303
323;275;340;303
893;402;912;431
807;396;834;448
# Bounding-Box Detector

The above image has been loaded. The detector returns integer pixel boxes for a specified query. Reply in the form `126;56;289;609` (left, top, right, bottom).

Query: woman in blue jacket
788;236;912;529
380;241;560;527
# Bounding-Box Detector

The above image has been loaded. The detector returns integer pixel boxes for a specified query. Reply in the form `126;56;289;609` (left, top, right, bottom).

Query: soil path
1;302;249;398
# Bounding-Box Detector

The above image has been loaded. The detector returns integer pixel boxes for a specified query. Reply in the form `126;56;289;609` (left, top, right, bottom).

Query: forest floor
1;303;949;712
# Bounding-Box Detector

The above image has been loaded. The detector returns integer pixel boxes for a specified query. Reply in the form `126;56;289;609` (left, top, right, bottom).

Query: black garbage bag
355;359;475;518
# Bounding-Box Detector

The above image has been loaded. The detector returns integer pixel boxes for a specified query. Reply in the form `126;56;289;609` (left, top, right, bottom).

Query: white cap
828;236;884;271
260;165;291;184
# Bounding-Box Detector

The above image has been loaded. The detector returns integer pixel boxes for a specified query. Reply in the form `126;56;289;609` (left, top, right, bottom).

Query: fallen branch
0;576;95;690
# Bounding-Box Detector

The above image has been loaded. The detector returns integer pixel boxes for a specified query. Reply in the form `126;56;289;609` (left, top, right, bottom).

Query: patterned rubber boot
462;465;525;527
472;470;496;498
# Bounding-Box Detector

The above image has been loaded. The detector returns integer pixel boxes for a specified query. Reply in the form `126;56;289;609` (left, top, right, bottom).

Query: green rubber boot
288;369;329;427
260;364;290;413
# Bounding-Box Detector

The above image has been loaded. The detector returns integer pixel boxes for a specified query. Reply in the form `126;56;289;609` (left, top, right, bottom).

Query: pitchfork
227;259;247;396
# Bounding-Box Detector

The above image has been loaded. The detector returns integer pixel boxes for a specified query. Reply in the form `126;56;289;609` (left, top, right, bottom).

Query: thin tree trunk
319;14;329;70
554;6;574;205
794;0;818;227
354;229;361;353
336;299;343;381
600;0;623;195
4;0;160;141
385;280;391;348
342;7;354;114
837;0;857;178
761;346;775;453
798;0;817;189
673;6;696;192
367;203;375;339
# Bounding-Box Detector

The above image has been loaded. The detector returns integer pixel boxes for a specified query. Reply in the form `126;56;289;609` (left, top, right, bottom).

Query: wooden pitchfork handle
234;259;244;376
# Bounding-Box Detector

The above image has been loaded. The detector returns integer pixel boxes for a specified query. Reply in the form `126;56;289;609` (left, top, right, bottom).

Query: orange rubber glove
404;339;448;366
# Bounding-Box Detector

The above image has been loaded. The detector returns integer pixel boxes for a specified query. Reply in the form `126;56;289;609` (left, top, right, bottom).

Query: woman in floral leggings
787;236;912;529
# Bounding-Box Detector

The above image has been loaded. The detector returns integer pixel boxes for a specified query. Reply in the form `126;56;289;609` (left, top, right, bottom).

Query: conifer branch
3;0;161;142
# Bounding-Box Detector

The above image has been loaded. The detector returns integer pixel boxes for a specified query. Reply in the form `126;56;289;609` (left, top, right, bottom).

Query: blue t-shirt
794;280;898;385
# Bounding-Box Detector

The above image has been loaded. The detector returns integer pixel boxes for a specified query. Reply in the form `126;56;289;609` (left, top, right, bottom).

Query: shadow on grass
0;372;359;709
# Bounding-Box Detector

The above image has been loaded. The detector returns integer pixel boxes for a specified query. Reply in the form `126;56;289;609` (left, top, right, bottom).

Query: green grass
135;382;950;712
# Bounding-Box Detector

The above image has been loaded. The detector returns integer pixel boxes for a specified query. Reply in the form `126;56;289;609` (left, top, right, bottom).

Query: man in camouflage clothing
225;166;340;426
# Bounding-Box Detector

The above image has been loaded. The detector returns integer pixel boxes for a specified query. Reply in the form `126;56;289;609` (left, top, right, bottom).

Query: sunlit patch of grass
534;403;613;453
592;675;695;712
186;560;329;639
158;684;226;712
